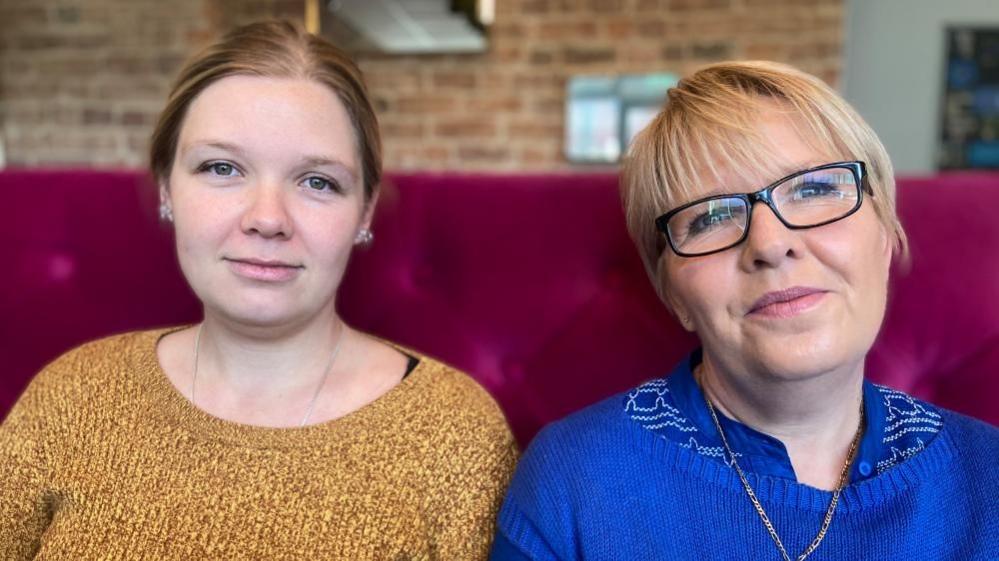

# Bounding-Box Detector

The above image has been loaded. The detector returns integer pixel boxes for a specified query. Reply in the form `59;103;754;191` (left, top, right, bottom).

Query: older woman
491;61;998;560
1;21;516;560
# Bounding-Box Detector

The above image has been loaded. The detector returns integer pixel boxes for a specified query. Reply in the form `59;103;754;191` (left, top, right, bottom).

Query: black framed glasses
655;161;872;258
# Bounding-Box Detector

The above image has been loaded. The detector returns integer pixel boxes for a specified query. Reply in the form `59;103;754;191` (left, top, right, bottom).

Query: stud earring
159;203;174;223
354;229;374;246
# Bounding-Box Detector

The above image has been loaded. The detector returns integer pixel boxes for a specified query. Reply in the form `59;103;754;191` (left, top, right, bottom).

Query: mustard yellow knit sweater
0;329;518;560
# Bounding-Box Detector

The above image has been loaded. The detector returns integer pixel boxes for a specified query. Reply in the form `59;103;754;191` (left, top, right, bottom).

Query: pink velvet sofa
2;169;997;444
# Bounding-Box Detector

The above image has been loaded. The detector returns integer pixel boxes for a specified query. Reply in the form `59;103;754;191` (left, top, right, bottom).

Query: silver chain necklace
190;322;345;427
703;388;863;561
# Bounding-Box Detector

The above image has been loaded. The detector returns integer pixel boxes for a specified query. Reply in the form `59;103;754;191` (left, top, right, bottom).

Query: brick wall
0;0;844;171
0;0;302;167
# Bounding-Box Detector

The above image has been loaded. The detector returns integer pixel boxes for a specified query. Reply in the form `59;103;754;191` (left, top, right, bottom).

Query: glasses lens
667;197;749;255
773;167;860;227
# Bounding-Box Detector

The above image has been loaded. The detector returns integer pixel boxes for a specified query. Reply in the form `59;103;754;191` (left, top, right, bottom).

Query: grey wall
843;0;999;175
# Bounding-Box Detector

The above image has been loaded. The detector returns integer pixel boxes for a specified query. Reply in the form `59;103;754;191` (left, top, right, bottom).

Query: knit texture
1;329;518;560
491;390;999;560
623;354;945;483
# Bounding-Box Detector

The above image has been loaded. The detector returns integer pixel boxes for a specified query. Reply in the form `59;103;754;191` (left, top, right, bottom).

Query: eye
689;212;724;235
197;161;240;177
791;181;843;201
685;204;744;236
301;175;342;194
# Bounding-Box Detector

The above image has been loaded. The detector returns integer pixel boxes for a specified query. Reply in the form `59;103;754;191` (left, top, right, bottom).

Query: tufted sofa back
2;170;997;443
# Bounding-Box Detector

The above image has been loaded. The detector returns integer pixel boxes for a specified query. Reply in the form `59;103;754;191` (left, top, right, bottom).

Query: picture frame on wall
939;27;999;170
565;73;676;164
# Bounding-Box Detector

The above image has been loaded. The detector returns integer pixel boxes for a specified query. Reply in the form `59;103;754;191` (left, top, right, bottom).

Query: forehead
177;75;359;167
711;116;831;194
674;102;840;206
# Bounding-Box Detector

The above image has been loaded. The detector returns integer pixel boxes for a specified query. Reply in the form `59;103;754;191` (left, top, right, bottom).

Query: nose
240;182;293;239
739;202;802;270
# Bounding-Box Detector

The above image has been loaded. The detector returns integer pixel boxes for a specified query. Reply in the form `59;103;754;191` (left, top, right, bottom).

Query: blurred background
2;0;998;174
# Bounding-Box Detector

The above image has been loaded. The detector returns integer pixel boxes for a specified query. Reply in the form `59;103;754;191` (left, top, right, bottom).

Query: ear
360;188;380;230
657;261;696;332
159;182;171;208
666;292;695;333
157;181;176;224
878;221;894;274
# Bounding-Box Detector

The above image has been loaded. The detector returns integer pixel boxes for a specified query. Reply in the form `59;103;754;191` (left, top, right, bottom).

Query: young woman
2;21;516;560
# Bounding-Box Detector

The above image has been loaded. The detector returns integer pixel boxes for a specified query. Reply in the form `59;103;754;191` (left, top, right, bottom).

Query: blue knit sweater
491;360;999;560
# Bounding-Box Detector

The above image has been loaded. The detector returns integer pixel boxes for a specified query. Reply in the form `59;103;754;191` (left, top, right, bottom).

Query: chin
748;333;867;381
204;295;319;330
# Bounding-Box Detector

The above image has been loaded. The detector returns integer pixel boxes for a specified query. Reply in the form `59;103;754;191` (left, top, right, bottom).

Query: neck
696;353;864;490
193;309;346;425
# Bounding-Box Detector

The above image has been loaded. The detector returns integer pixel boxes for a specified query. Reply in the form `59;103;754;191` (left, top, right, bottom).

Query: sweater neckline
132;327;430;449
649;351;941;483
616;397;957;513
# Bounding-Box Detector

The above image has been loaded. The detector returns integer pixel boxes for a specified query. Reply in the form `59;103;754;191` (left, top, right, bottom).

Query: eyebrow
775;160;828;178
297;155;359;182
702;160;832;197
180;140;248;158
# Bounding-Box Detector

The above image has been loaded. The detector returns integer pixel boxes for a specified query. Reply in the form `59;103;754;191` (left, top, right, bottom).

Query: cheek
827;215;891;291
665;257;734;322
297;208;362;262
173;202;230;255
807;204;873;265
810;216;892;328
858;240;891;315
847;239;891;352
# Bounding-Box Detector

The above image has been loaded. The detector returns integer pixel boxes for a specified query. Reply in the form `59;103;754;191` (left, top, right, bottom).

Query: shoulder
939;408;999;456
374;336;500;415
496;392;643;556
530;392;633;452
384;352;520;502
871;382;998;463
4;329;167;433
933;409;999;518
413;355;504;415
411;354;508;425
23;329;164;399
392;350;516;455
512;391;636;491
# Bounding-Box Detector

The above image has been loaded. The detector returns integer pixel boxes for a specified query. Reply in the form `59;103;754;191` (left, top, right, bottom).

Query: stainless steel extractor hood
325;0;493;54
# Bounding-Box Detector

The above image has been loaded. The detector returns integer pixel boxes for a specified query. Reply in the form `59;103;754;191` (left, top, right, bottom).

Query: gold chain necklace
703;391;864;561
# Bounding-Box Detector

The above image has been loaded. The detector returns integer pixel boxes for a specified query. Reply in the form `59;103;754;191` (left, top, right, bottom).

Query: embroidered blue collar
624;350;945;482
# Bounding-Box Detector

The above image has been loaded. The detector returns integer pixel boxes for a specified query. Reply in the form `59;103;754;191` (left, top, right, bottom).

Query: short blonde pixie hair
621;60;907;299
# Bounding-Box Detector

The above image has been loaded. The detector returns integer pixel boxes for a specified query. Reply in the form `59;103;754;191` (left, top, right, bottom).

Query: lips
748;286;828;318
225;257;303;282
